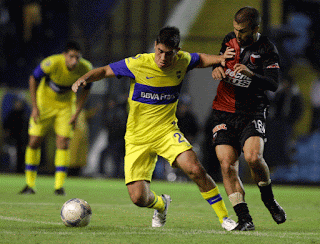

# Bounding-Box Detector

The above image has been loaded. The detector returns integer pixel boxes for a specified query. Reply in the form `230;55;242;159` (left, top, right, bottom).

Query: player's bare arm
69;88;91;128
72;65;115;93
29;75;40;123
197;47;235;68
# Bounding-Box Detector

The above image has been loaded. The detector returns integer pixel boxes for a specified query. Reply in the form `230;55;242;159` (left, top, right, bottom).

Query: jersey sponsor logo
266;63;280;69
146;76;155;79
132;83;182;105
224;68;252;88
250;54;261;65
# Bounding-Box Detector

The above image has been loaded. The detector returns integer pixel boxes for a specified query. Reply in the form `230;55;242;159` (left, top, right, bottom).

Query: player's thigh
54;105;74;138
28;116;54;137
156;130;193;166
124;143;157;185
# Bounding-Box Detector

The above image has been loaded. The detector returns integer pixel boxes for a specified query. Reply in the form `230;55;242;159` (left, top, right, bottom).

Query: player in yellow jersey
72;27;238;230
19;41;93;196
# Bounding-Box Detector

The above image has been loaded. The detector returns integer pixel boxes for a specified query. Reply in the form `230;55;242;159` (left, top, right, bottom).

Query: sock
25;147;41;188
233;202;252;223
147;191;165;212
258;179;274;203
54;149;70;190
201;186;228;224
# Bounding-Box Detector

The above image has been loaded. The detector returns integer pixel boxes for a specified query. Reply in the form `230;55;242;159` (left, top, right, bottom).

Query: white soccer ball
60;198;92;227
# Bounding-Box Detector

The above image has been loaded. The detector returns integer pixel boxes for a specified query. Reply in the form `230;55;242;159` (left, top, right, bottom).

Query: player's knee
186;163;206;180
244;151;262;165
219;158;236;175
28;136;42;148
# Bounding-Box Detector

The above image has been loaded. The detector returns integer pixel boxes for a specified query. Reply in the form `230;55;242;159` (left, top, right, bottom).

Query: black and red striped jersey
212;31;280;114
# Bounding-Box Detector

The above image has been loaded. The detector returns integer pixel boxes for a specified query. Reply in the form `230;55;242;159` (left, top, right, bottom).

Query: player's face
154;42;179;69
64;50;82;71
233;20;258;47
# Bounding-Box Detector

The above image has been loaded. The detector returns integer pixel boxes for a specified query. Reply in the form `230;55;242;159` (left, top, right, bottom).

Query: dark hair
64;40;81;53
156;26;180;49
234;6;261;29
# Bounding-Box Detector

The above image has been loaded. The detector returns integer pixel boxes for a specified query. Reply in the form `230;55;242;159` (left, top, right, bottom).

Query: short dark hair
234;6;261;29
156;26;180;49
64;40;81;53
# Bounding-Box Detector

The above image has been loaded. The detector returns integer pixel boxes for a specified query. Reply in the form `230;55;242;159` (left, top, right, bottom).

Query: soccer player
19;41;93;196
72;26;238;230
210;7;287;230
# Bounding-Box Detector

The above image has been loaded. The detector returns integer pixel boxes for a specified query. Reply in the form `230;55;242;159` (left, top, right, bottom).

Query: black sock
258;183;274;203
233;203;252;222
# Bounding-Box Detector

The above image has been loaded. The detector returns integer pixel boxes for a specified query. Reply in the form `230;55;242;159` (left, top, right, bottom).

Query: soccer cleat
54;188;66;196
264;199;286;224
233;221;255;231
19;185;36;195
152;194;172;227
221;217;238;231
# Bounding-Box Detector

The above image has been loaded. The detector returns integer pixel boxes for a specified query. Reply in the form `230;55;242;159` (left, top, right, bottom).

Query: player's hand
212;66;226;80
72;79;87;93
221;47;235;66
234;63;254;77
31;107;40;124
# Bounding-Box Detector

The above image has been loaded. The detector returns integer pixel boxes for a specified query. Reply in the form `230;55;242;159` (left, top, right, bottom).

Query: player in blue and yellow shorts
72;27;238;230
19;41;92;196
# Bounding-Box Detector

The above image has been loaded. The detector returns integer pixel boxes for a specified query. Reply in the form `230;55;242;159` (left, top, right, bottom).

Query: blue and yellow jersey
109;51;200;144
33;54;92;107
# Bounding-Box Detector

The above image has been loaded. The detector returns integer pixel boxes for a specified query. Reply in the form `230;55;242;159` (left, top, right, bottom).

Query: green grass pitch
0;173;319;244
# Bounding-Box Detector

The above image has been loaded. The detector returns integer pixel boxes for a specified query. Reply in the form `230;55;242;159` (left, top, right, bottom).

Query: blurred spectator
1;90;30;173
176;93;199;144
0;0;20;82
264;75;303;168
310;77;320;133
99;95;127;178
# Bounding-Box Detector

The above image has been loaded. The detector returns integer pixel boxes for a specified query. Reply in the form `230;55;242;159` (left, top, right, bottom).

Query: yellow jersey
109;51;200;144
33;54;92;107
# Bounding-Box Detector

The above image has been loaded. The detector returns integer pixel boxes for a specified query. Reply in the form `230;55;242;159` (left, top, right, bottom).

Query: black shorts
210;109;267;155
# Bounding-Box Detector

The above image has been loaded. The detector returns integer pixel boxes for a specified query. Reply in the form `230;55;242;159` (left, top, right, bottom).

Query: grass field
0;173;319;244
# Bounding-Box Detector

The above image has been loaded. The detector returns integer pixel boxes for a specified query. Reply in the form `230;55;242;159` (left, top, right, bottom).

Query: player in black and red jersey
210;6;286;231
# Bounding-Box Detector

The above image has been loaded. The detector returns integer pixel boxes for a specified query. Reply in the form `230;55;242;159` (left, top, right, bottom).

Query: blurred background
0;0;319;184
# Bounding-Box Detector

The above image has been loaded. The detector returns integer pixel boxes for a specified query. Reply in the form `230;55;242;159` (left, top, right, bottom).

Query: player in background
72;26;238;231
19;41;93;196
210;6;286;230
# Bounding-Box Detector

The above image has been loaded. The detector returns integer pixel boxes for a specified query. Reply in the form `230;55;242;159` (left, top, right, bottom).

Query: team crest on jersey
44;60;52;66
176;71;181;79
267;63;280;69
250;54;261;65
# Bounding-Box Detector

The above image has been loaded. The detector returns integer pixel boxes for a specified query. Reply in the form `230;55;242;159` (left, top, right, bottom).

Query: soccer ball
60;198;92;227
